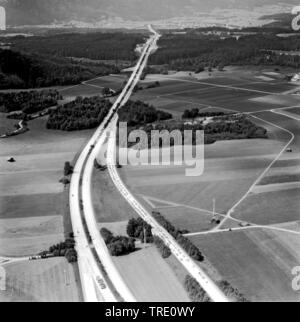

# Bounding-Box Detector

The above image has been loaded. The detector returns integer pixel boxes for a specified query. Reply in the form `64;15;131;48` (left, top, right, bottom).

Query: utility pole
143;226;147;244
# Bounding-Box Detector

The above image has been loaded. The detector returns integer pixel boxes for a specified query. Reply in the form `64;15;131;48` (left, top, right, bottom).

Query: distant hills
1;0;298;27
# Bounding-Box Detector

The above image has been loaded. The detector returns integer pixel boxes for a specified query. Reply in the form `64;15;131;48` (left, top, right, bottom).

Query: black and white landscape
0;0;299;304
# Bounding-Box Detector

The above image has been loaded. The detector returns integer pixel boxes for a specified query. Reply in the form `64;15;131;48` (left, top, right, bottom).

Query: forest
0;49;119;89
0;90;62;114
47;96;112;131
117;100;172;127
8;32;145;62
124;112;268;147
150;32;300;70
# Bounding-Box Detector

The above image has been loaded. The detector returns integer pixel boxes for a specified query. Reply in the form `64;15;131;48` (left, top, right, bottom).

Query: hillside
0;48;118;89
2;0;298;26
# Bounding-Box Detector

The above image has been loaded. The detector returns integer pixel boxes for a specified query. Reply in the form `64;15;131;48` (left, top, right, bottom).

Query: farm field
58;75;127;98
119;70;300;302
231;111;300;226
59;84;104;98
234;188;300;225
113;245;190;302
0;110;90;300
286;107;300;116
146;205;214;233
0;116;92;256
0;115;16;135
84;74;127;91
0;215;64;256
120;137;285;217
189;228;300;302
132;73;300;115
0;258;81;302
92;169;138;223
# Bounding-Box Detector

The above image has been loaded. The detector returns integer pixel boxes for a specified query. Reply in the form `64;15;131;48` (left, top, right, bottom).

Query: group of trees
0;49;118;89
127;218;153;243
135;113;268;147
40;238;77;263
59;161;73;185
153;236;172;259
100;228;136;257
218;280;249;302
126;218;171;259
204;115;268;141
47;96;112;131
184;275;211;302
118;100;172;127
150;32;300;70
184;276;249;302
0;90;62;114
152;212;204;262
182;108;225;119
64;161;73;176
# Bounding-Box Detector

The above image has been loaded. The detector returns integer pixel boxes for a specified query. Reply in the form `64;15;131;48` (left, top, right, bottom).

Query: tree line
0;48;119;89
118;100;173;127
100;228;136;257
40;238;77;263
127;217;171;259
10;32;145;63
150;32;300;70
151;211;204;262
184;275;249;302
0;90;62;114
182;109;225;119
133;113;268;147
47;96;112;131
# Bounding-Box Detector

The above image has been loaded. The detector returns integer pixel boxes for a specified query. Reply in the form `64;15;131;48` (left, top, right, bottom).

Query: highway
106;120;229;303
69;26;160;302
70;24;228;302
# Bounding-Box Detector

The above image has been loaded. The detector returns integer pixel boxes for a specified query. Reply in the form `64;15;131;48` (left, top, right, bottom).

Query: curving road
69;26;160;302
106;119;229;303
70;25;228;302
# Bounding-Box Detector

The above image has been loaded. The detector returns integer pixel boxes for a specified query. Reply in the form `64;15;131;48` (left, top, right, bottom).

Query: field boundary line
154;76;279;95
215;111;296;230
272;108;300;121
184;224;300;237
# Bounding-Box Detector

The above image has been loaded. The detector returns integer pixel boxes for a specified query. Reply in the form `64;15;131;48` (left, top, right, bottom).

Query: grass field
152;206;214;233
189;228;300;302
0;258;81;302
0;114;16;135
132;73;300;115
120;138;285;216
0;215;64;256
58;75;127;98
59;84;104;98
92;169;138;223
228;111;300;225
120;70;300;302
84;74;127;91
113;245;190;302
234;188;300;225
287;107;300;116
0;116;92;259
